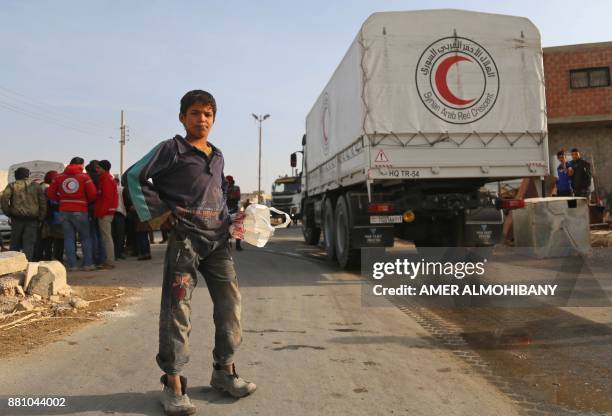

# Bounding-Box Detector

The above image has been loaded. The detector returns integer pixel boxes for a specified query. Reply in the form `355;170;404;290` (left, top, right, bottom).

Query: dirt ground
0;278;139;359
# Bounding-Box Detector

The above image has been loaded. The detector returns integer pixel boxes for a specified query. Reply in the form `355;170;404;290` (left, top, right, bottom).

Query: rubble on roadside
0;251;84;321
591;229;612;247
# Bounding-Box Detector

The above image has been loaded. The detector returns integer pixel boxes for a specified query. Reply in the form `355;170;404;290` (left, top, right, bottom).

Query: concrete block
0;252;28;276
27;261;68;299
23;262;39;292
14;299;34;312
70;297;89;309
0;276;20;296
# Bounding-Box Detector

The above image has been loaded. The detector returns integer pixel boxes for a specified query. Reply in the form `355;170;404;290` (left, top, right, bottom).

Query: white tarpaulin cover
305;10;547;173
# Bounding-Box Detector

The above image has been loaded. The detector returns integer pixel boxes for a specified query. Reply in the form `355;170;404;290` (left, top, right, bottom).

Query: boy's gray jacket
122;135;230;241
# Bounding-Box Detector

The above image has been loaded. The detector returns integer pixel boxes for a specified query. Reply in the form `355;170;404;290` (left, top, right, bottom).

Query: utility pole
251;113;270;204
119;110;125;176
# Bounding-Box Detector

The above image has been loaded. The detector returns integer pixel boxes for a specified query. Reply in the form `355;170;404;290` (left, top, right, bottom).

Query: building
543;42;612;203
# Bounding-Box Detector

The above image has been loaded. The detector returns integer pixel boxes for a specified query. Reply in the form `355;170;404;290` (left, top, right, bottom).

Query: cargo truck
271;175;301;225
299;10;549;268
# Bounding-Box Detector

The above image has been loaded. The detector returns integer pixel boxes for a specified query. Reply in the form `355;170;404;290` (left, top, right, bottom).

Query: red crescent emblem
434;55;476;106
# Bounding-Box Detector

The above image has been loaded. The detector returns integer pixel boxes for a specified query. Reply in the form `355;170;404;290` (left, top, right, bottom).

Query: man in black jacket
568;148;592;198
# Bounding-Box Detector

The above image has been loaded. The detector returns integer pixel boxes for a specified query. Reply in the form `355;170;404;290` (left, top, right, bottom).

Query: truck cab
271;175;301;225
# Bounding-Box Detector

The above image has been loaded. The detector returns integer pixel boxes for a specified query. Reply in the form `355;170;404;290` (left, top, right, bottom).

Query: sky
0;0;610;193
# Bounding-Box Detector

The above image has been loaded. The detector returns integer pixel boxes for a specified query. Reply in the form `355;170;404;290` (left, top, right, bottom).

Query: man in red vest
47;157;97;271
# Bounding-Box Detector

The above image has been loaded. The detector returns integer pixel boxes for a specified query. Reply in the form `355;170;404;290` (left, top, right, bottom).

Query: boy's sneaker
80;265;96;272
210;363;256;398
159;375;196;416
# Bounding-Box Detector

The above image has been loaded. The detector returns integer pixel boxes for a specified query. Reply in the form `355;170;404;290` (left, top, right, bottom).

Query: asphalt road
0;227;524;416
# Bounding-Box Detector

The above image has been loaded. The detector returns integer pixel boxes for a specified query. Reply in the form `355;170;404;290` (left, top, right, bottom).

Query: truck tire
302;210;320;245
323;198;336;260
335;196;361;269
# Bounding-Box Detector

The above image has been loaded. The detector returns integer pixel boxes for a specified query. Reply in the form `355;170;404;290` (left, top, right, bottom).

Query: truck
299;10;549;268
271;175;302;225
8;160;65;183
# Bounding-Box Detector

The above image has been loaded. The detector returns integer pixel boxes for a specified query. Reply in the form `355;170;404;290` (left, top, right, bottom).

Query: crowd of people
0;157;156;270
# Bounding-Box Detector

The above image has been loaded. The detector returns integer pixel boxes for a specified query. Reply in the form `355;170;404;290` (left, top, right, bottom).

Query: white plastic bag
233;204;291;248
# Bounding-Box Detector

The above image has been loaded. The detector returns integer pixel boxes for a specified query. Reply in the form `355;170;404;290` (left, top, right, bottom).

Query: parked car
0;210;11;248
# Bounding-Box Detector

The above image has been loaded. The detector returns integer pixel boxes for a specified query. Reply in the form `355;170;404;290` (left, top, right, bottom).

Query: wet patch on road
244;328;307;334
388;296;612;415
272;344;326;351
330;357;355;364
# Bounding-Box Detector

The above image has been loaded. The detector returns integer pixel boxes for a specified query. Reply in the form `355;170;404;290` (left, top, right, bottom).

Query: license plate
370;215;402;224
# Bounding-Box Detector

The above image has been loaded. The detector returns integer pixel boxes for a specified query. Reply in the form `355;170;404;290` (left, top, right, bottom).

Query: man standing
555;151;573;197
123;90;255;416
226;175;243;250
112;176;127;260
47;157;97;271
94;160;118;269
0;167;46;260
568;148;592;198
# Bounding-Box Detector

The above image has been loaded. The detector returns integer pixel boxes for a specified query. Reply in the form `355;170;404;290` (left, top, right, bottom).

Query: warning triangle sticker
375;149;389;163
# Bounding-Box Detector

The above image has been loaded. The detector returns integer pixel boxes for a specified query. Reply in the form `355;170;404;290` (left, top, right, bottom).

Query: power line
0;100;111;138
0;84;113;133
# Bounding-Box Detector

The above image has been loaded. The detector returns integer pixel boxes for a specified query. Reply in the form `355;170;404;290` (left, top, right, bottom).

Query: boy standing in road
123;90;255;416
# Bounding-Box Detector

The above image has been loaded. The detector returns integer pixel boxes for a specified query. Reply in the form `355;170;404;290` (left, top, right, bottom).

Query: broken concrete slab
70;297;89;309
27;261;68;299
23;262;39;292
14;299;34;312
0;297;18;313
0;251;28;276
57;286;72;297
16;285;25;297
0;276;21;297
591;230;612;248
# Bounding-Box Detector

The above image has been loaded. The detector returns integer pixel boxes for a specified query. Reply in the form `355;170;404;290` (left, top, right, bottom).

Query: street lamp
252;113;270;204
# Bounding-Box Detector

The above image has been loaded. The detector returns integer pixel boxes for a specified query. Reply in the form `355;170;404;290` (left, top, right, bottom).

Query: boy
555;150;572;197
123;90;255;416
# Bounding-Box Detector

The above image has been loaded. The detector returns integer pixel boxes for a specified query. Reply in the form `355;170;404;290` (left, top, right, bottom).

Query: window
570;67;610;89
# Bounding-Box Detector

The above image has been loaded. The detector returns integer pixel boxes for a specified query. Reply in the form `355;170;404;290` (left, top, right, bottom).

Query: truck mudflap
463;222;503;246
352;225;395;248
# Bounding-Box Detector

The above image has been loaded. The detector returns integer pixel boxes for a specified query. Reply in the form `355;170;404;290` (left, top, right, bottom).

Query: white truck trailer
300;10;548;268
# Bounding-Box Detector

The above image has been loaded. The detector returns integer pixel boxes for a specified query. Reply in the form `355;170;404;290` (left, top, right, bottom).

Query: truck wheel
335;196;361;269
323;198;336;260
302;212;320;245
